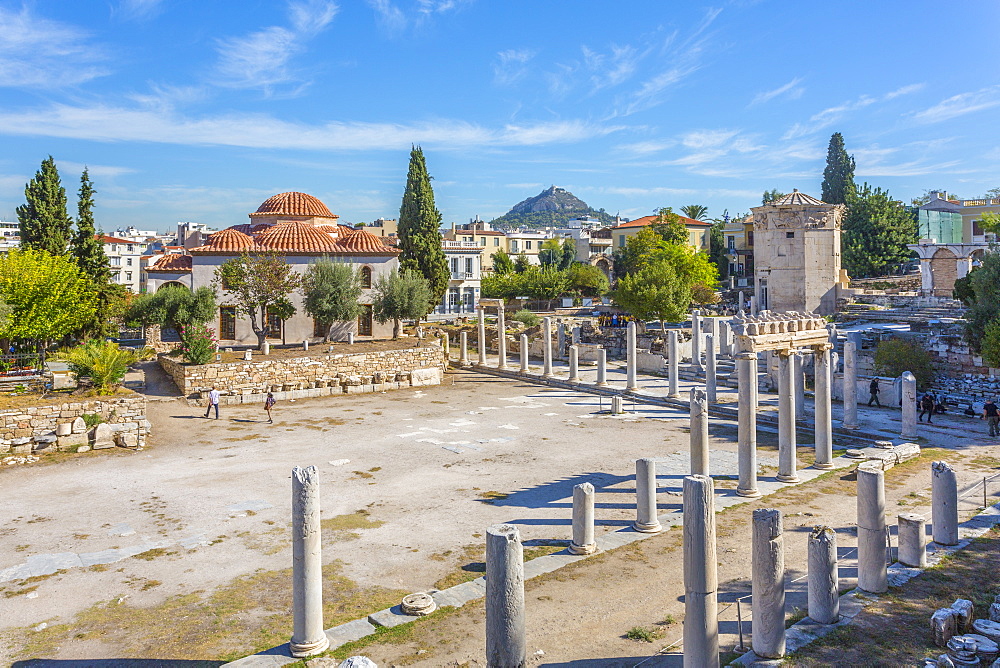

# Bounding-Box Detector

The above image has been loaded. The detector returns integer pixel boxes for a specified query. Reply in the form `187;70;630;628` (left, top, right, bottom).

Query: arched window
360;266;373;289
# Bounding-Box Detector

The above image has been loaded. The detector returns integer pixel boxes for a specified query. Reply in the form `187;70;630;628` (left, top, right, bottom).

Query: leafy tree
0;298;10;332
513;253;531;273
127;284;217;332
655;242;719;288
680;204;708;220
612;228;665;278
17;156;73;255
762;189;787;204
565;263;609;297
979;211;1000;236
691;283;721;306
982;319;1000;369
300;258;362;342
650;207;687;244
397;146;448;310
70;168;109;281
821;132;856;205
523;265;570;310
492;249;514;275
842;183;918;278
372;268;432;338
538;238;563;267
614;259;691;334
953;269;977;305
215;252;301;350
873;338;934;391
708;220;729;280
560;238;576;269
0;248;97;347
964;250;1000;352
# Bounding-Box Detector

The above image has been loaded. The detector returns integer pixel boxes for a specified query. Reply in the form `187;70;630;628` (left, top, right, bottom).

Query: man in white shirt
204;386;221;419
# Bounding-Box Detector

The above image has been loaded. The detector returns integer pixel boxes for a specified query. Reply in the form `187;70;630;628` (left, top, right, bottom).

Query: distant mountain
490;186;615;229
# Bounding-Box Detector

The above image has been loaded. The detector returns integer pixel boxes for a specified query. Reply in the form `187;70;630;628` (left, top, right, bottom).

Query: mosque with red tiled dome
145;192;401;342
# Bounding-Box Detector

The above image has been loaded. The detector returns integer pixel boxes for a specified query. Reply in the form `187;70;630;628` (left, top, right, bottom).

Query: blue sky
1;0;998;232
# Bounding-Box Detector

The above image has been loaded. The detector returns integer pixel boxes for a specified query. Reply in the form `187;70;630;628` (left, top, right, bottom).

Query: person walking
204;386;221;419
918;392;936;424
867;378;882;407
983;398;1000;437
264;392;276;424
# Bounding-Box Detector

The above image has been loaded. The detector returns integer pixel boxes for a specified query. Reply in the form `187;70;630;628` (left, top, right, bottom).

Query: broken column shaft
497;308;507;370
690;387;709;476
777;352;799;483
485;524;527;668
897;512;927;567
542;317;553;377
807;526;839;624
668;329;679;397
736;351;760;497
901;371;918;439
634;457;662;533
932;460;959;546
706;334;717;404
752;508;785;659
856;465;888;593
626;321;638;390
813;346;834;469
842;340;859;429
683;474;719;667
290;466;330;658
569;482;596;555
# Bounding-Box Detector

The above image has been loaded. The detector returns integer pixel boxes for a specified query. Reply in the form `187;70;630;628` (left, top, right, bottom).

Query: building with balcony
0;221;19;253
443;216;507;272
101;234;152;293
435;240;481;315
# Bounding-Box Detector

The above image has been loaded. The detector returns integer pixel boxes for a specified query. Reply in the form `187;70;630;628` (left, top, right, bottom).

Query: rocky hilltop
491;186;615;229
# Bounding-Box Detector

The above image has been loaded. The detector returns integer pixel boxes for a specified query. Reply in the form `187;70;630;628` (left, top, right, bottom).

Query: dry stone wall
0;395;149;457
159;346;446;399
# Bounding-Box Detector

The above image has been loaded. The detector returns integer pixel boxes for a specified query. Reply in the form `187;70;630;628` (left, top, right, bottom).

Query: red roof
254;221;340;253
147;254;192;272
333;228;401;255
250;192;339;220
189;221;398;255
614;214;711;229
96;235;133;244
192;227;260;252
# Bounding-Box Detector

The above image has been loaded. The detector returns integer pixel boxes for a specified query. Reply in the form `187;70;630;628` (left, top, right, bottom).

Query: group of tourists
203;385;277;423
866;378;998;436
596;313;637;328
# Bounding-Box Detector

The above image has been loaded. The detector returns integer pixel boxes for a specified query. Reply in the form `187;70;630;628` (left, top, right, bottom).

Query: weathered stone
76;444;91;453
898;513;927;568
934;608;958;647
290;466;329;658
486;524;526;668
683;475;719;667
56;422;72;436
57;433;88;451
116;432;139;448
807;526;839;624
990;603;1000;624
409;368;440;387
92;423;115;448
953;599;976;634
752;508;785;659
337;657;377;668
400;592;436;616
973;619;1000;644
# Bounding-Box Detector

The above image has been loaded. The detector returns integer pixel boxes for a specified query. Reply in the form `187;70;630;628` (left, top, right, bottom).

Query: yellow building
443;218;508;272
611;214;712;252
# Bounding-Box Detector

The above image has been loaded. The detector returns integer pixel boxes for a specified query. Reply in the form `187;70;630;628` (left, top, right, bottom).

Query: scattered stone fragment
934;608;959;647
400;592;436;616
953;599;976;634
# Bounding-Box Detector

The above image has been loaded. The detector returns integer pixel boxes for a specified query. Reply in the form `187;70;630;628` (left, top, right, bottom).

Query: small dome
254;221;339;253
334;228;400;254
197;227;259;252
770;190;825;206
250;192;338;219
148;254;192;272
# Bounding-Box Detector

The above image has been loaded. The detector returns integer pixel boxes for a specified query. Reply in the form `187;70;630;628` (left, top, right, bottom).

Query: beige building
611;214;712;252
443;217;507;272
751;190;846;316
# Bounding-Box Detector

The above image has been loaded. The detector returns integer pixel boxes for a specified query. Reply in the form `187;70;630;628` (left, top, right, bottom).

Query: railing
0;352;46;377
451;272;475;280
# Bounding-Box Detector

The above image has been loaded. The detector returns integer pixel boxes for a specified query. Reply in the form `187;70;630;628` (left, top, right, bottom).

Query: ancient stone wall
159;346;447;397
0;395;149;456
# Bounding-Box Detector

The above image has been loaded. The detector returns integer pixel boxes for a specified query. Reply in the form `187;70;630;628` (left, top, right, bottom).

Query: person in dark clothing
867;378;881;407
918;392;936;423
984;398;1000;437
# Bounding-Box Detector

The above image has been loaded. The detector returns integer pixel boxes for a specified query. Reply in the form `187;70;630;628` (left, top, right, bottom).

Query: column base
736;486;761;498
812;462;835;470
568;377;580;383
901;431;918;440
626;384;639;391
290;635;330;658
497;364;508;371
776;473;800;483
596;381;609;387
568;542;597;555
633;520;662;533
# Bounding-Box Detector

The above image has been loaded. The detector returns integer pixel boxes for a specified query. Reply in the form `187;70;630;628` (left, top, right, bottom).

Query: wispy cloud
0;103;622;150
493;49;536;86
57;161;137;180
782;83;925;139
0;6;108;88
749;77;804;107
912;86;1000;124
368;0;467;34
214;0;338;94
114;0;165;21
616;140;677;155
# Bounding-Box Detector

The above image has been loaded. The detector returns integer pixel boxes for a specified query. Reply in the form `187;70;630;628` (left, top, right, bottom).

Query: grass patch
477;490;509;503
133;547;172;561
523;541;566;561
625;626;663;642
320;509;384;533
432;544;484;590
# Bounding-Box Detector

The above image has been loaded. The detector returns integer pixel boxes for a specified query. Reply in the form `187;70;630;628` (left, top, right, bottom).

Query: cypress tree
821;132;856;205
71;168;110;282
397;146;449;311
17;155;73;255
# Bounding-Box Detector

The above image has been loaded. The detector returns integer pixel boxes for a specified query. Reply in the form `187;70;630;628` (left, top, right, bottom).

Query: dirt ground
1;367;998;666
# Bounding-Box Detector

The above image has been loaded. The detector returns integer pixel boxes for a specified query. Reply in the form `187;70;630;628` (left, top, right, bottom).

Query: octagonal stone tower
751;190;846;315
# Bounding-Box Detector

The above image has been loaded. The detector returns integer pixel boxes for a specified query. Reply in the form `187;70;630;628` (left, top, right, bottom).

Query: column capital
735;351;757;361
811;343;834;353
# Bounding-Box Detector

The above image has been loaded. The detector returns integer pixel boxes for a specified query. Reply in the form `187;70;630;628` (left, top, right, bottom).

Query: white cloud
367;0;408;32
782;83;925;139
0;6;108;88
114;0;165;21
57;161;137;179
494;49;536;86
912;86;1000;124
0;103;621;150
615;140;677;155
749;77;804;107
214;1;338;93
856;160;962;178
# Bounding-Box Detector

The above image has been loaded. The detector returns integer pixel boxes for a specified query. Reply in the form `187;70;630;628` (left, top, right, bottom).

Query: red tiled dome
334;228;401;254
250;192;338;219
148;254;192;272
316;225;340;233
193;227;259;252
254;221;339;253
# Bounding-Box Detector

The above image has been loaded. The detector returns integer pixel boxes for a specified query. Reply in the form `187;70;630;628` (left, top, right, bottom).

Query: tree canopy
127;284;217;332
70;168;109;282
492;249;514;275
649;207;687;245
821;132;857;205
680;204;708;220
17;156;73;255
613;259;691;334
300;258;362;341
762;189;787;204
963;250;1000;353
216;252;301;349
841;183;918;278
397;146;448;311
372;268;432;338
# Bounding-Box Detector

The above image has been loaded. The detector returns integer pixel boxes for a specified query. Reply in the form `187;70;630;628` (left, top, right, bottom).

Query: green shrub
982;318;1000;368
82;413;104;428
67;340;146;394
178;323;217;365
511;309;540;328
625;626;661;642
873;337;935;391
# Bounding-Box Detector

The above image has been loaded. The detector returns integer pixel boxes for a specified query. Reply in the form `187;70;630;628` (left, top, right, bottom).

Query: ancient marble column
901;371;918;439
737;291;745;313
898;513;927;567
736;352;760;498
749;295;758;315
542;316;553;378
634;458;661;533
777;352;799;483
568;345;580;382
569;482;596;555
856;466;888;593
807;526;839;624
752;508;785;659
290;466;330;658
626;321;638;391
691;310;703;372
347;332;354;345
460;331;469;366
705;335;717;404
690;387;709;476
557;322;566;359
719;319;732;358
519;334;529;373
683;474;719;668
477;308;487;367
932;461;959;546
485;524;526;668
496;308;508;370
596;348;608;386
813;347;834;469
668;330;680;397
262;340;270;356
303;340;309;351
794;354;805;420
842;340;859;429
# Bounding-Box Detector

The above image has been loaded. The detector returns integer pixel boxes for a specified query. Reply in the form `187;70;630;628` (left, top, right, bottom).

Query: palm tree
680;204;708;221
